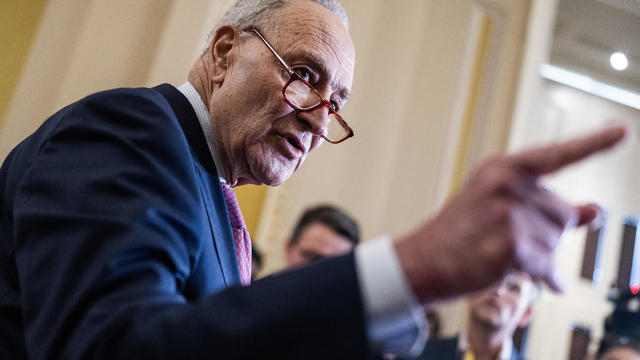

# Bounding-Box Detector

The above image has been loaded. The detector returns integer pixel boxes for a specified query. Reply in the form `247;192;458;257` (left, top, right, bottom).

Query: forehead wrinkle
306;20;354;72
284;24;354;102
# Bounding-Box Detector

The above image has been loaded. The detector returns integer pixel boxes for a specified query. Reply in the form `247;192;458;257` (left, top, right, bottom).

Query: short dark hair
290;205;359;246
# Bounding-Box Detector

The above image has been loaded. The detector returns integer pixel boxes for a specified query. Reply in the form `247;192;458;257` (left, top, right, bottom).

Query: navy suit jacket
0;85;367;359
411;336;524;360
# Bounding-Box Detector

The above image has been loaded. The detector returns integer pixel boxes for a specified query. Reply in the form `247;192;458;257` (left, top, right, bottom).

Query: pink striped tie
220;180;252;285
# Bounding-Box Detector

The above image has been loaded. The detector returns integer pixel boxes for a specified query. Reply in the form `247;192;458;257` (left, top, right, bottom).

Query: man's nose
297;104;330;136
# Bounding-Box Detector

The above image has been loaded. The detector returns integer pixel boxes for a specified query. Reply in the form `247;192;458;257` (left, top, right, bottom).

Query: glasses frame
248;28;354;144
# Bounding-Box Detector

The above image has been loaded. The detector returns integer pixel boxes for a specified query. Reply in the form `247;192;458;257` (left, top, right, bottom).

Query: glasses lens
284;79;321;109
326;113;350;143
284;79;351;143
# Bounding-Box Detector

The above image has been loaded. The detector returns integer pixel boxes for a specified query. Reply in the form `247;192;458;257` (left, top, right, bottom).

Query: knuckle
473;157;513;192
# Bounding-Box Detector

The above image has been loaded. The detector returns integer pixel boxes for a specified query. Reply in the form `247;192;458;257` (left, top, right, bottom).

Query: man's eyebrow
293;53;327;74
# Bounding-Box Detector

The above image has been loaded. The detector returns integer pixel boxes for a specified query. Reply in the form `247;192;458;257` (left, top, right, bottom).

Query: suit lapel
153;83;241;288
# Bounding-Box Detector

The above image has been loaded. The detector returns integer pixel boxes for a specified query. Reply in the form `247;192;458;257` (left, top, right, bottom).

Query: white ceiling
550;0;640;94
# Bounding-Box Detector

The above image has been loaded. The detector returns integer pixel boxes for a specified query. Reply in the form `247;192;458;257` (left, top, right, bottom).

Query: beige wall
0;0;214;161
0;0;47;128
514;79;640;359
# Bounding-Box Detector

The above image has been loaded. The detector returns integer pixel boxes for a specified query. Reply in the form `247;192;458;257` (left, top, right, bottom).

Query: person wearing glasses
0;0;628;359
403;273;539;360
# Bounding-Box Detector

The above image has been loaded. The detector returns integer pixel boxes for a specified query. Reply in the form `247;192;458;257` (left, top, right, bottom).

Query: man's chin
262;177;287;187
252;165;295;187
247;141;311;184
472;309;503;328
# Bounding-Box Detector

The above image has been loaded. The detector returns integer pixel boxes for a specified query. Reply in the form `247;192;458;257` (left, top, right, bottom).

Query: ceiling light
540;64;640;110
610;52;629;71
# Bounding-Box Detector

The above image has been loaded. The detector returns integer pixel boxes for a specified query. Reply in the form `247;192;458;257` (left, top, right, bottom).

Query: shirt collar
177;81;228;182
458;328;513;360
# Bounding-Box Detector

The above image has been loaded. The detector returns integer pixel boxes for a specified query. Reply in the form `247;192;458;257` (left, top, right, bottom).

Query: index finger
508;125;627;176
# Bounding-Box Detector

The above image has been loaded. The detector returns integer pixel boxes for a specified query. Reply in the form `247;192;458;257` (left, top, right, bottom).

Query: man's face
285;222;354;268
468;273;535;334
211;0;355;186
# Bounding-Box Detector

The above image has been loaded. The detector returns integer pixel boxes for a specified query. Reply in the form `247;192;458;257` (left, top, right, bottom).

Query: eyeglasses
248;28;354;144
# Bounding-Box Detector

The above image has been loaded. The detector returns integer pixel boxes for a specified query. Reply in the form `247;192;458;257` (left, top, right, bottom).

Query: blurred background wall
0;0;47;130
2;0;638;358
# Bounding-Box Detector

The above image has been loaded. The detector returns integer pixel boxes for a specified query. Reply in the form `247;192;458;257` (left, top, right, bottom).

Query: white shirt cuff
355;236;428;357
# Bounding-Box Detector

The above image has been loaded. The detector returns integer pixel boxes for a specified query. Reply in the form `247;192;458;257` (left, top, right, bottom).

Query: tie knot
219;179;252;285
220;180;244;229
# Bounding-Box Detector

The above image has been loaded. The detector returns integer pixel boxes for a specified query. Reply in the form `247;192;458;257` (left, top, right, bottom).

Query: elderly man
0;0;626;359
285;205;359;268
411;273;539;360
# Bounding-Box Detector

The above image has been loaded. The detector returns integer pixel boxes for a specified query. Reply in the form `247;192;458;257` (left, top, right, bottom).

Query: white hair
208;0;349;44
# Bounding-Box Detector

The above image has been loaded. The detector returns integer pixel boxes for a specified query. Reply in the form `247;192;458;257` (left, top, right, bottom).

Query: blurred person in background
285;204;359;269
407;272;539;360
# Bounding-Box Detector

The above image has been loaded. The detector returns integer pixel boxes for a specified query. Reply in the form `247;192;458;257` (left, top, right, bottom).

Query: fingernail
587;202;605;229
606;120;632;145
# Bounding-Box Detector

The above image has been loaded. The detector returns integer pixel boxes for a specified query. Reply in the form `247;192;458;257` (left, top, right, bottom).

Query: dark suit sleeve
12;89;367;359
408;337;459;360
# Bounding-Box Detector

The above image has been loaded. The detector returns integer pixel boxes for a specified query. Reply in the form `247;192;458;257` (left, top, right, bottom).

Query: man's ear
517;306;534;327
284;238;296;264
285;238;296;252
208;25;240;85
